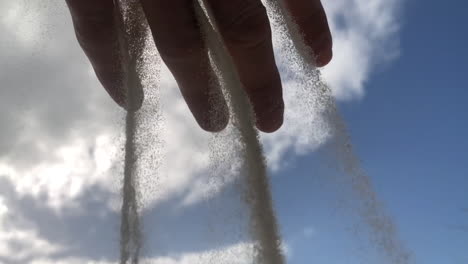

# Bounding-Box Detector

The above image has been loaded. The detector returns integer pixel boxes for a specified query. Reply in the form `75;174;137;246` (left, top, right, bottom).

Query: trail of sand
265;1;412;263
114;1;146;263
114;0;412;263
195;1;285;263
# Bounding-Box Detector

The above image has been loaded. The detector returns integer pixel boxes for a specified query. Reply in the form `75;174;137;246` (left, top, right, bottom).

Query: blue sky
0;0;466;263
271;0;468;263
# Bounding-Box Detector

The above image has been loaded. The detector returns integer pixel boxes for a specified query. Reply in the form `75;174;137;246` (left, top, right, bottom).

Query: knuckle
157;35;204;64
221;3;271;48
67;0;113;22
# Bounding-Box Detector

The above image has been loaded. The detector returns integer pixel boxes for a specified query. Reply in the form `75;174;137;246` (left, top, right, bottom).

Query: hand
66;0;332;133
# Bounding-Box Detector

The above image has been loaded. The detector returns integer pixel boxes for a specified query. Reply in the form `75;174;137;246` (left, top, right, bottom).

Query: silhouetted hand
66;0;332;132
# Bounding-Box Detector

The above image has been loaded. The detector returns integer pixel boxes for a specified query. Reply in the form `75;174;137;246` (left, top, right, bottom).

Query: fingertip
198;114;229;132
196;104;230;133
257;118;283;133
246;72;284;133
120;90;144;112
284;0;333;67
315;46;333;67
186;88;230;133
255;100;284;133
95;70;144;112
306;29;333;67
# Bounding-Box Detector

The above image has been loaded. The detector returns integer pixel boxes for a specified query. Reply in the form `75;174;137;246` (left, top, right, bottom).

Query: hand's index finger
140;0;229;132
283;0;333;67
66;0;131;108
208;0;284;133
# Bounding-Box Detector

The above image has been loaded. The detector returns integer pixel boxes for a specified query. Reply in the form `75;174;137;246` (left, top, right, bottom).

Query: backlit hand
66;0;332;132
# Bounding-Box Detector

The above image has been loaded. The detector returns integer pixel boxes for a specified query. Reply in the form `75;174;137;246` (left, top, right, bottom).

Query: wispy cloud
322;0;402;100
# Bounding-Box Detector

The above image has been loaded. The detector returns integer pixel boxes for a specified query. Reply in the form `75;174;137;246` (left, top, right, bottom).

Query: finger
66;0;134;109
283;0;333;67
140;0;229;132
208;0;284;133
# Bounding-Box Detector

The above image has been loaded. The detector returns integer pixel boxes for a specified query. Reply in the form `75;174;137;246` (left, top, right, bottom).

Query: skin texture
65;0;332;133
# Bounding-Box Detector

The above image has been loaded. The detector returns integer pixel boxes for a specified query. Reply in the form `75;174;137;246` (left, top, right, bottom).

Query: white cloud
1;1;42;47
280;240;293;259
321;0;401;100
0;229;62;262
23;242;254;264
145;242;255;264
0;198;7;216
0;135;119;209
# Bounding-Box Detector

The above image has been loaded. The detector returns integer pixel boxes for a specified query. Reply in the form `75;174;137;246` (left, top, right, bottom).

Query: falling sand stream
114;1;145;263
115;0;413;263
